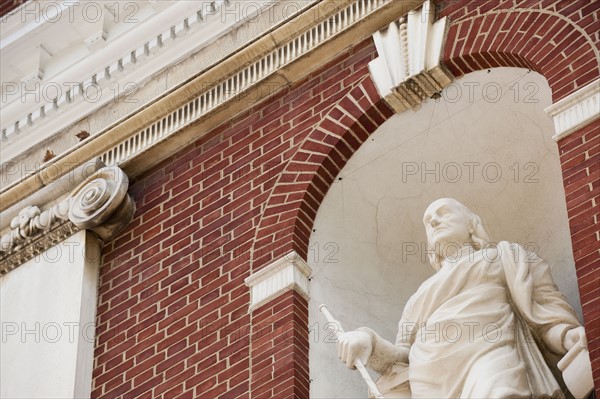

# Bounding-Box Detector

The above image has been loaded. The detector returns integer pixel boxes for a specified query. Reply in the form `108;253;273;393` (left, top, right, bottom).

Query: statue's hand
563;326;587;351
337;330;373;369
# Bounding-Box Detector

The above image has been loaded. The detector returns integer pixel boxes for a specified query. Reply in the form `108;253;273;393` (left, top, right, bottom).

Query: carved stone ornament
0;166;134;275
68;166;134;240
368;0;454;113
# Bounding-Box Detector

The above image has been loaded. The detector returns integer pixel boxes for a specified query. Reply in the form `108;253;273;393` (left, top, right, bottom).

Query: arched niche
307;67;582;398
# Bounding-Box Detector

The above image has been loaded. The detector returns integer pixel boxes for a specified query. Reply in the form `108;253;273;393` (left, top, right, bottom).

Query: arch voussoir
442;7;599;101
252;76;393;270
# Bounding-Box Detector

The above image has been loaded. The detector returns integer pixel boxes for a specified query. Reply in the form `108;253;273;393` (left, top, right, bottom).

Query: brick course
438;0;600;101
558;121;600;394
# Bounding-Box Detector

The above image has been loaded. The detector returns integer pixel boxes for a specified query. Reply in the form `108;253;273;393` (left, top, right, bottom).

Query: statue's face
423;198;472;251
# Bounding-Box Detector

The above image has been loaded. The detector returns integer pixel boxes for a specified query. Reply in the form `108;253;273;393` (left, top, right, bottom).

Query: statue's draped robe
369;242;581;398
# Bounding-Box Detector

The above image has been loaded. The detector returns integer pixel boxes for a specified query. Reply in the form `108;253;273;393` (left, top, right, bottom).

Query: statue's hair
426;199;492;271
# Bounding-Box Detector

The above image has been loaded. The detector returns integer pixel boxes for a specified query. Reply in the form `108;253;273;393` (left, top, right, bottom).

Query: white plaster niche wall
308;68;582;398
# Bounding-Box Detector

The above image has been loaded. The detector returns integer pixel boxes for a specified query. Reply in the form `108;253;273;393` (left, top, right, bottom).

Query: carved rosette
0;166;135;275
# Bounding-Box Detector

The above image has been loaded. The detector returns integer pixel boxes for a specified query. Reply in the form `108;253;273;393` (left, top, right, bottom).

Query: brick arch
251;76;393;269
251;2;600;271
441;5;600;102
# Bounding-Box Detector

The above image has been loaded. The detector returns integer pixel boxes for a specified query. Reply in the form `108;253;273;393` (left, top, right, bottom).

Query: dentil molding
245;251;312;311
0;165;134;275
1;0;229;142
368;0;453;113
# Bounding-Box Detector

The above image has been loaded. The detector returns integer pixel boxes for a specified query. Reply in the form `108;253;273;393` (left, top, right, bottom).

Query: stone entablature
0;0;424;213
2;1;178;142
1;0;259;155
0;165;134;275
0;0;317;182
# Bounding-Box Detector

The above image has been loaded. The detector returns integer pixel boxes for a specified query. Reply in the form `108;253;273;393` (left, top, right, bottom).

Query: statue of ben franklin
337;198;593;398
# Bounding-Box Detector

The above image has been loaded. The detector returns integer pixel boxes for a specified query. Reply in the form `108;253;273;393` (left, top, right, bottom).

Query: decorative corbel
368;0;453;113
0;166;135;275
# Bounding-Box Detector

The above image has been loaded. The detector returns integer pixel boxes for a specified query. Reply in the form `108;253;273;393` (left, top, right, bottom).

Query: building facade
0;0;598;398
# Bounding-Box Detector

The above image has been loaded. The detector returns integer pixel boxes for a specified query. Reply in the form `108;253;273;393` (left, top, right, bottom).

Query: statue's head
423;198;491;271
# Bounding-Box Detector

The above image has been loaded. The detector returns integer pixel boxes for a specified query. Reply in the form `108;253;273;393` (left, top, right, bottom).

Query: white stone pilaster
0;165;135;398
0;230;101;398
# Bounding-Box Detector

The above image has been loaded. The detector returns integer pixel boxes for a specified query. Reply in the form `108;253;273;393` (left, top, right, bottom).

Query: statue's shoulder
491;241;546;270
476;241;506;261
477;241;525;265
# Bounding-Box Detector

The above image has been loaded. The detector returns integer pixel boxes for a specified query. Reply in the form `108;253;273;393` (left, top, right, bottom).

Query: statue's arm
338;295;415;375
510;243;594;397
542;323;575;354
355;327;410;375
530;253;582;354
504;242;582;354
354;299;414;375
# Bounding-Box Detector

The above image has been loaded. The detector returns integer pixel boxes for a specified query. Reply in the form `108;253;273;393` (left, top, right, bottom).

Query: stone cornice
2;1;192;136
0;165;134;275
545;79;600;141
0;0;424;212
1;0;278;161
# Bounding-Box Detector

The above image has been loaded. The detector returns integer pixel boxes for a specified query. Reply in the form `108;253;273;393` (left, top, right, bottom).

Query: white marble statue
337;198;593;398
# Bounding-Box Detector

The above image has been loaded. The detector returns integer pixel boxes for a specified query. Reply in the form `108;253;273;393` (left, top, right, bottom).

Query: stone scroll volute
68;166;135;241
0;165;135;275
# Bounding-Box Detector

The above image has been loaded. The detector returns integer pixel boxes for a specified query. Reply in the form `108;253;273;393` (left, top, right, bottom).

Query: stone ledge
245;251;312;311
545;79;600;142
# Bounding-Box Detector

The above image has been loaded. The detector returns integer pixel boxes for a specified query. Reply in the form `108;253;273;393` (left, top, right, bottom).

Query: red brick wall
91;1;600;398
437;0;600;101
558;121;600;395
91;38;390;398
250;291;309;398
252;78;393;269
0;0;26;17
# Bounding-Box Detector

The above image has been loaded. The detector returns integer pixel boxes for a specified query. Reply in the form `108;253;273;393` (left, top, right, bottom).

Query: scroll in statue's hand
558;326;593;398
563;326;586;352
337;330;372;369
